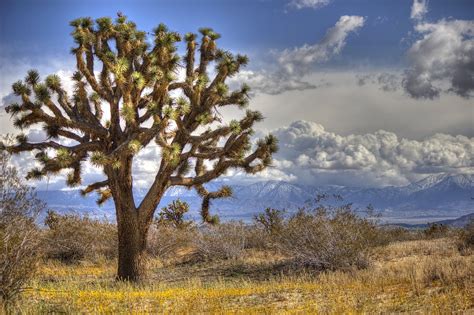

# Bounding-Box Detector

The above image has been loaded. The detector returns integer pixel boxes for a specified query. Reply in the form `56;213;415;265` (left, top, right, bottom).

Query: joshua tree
1;14;277;281
157;199;191;230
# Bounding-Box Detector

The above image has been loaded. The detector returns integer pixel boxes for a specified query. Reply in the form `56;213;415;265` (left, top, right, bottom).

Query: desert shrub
0;215;42;304
423;223;450;239
44;211;117;263
377;226;423;244
242;225;271;250
147;200;195;262
147;224;195;262
191;222;247;261
457;219;474;254
0;147;44;304
276;206;379;271
254;208;285;235
245;208;286;250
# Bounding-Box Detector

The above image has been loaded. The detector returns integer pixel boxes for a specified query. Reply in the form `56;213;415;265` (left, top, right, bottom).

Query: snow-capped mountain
36;173;474;224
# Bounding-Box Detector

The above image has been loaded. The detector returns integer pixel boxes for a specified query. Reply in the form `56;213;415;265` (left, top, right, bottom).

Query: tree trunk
107;160;167;282
116;209;148;282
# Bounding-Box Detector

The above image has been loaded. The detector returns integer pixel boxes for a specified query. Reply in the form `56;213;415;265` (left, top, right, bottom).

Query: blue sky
1;0;472;67
1;0;473;188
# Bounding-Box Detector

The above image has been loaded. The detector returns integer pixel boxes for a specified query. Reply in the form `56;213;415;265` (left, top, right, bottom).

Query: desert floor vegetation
4;229;473;313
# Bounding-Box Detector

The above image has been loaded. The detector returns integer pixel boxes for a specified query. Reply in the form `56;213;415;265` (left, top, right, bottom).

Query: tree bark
116;208;148;281
108;159;168;282
107;160;152;282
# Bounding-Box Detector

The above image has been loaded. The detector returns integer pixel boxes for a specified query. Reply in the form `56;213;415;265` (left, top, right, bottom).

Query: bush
276;206;379;271
0;216;42;304
44;211;117;263
147;224;194;262
147;200;195;262
245;208;287;250
0;147;44;304
376;226;423;244
423;223;450;239
254;208;285;235
457;219;474;254
191;223;247;262
242;225;270;250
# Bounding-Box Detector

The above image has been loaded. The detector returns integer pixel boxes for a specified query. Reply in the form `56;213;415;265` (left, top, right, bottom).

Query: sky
0;0;473;189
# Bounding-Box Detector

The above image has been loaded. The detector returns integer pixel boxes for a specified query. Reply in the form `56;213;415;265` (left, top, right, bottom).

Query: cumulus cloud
410;0;428;21
7;119;474;189
401;0;474;99
288;0;331;10
370;1;474;100
403;19;474;99
357;0;474;100
270;120;474;187
230;16;365;95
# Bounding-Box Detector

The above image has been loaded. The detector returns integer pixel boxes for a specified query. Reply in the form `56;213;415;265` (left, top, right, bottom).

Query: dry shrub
147;224;194;262
254;208;285;235
423;223;450;239
191;223;247;262
242;225;270;250
44;211;117;263
0;216;42;304
147;200;195;262
457;219;474;255
245;208;285;250
0;148;44;303
415;256;472;289
277;207;379;271
377;226;423;244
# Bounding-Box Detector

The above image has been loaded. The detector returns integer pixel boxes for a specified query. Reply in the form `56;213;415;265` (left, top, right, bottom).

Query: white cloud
228;69;321;95
7;118;474;190
270;120;474;187
368;1;474;100
403;19;474;99
229;16;365;95
277;15;366;77
411;0;428;21
288;0;331;10
399;0;474;99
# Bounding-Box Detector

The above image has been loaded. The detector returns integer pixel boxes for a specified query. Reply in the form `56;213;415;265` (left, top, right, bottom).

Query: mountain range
36;173;474;224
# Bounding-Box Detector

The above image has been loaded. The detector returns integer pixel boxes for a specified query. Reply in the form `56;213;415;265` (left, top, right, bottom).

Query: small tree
0;147;44;304
2;14;277;281
157;199;191;229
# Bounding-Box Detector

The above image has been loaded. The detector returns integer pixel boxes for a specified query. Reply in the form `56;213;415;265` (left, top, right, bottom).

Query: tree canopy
2;14;278;223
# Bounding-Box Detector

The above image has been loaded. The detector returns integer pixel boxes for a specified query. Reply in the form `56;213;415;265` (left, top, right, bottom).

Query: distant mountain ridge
390;213;474;228
37;173;474;224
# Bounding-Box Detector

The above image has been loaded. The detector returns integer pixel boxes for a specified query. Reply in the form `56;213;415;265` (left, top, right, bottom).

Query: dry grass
6;237;474;313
